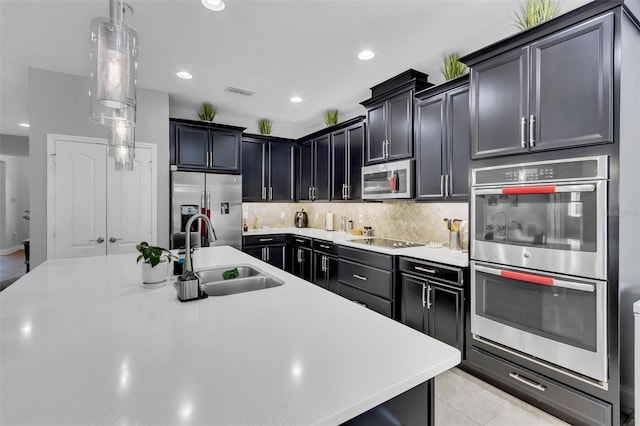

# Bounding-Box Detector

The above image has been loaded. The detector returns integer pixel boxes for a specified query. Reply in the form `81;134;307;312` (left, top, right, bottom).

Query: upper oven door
470;180;607;280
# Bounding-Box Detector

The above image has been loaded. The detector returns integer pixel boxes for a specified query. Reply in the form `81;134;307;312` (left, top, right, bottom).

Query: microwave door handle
474;184;595;196
475;265;595;293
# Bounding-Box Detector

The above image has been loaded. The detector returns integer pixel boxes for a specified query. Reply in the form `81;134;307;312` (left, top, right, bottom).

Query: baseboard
620;383;634;415
0;245;22;255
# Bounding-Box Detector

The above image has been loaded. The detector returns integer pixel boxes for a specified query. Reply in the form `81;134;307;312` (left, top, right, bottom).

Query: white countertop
0;246;460;426
244;227;470;267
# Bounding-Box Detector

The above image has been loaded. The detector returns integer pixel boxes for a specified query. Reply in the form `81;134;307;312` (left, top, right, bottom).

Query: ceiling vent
225;86;255;96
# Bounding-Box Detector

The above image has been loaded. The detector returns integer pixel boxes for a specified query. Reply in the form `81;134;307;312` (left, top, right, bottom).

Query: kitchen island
0;246;460;425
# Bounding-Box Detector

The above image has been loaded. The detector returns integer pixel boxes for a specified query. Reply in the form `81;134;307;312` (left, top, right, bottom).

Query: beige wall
243;201;468;246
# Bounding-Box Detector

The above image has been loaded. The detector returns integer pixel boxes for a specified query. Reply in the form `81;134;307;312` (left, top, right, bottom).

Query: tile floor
436;367;636;426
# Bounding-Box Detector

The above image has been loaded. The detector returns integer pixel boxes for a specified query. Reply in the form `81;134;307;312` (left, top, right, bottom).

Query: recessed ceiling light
176;71;193;80
290;96;302;103
358;50;375;60
19;123;30;128
201;0;225;11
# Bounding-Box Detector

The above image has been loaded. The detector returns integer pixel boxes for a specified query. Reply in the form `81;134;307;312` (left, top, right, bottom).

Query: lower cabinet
290;236;313;281
312;252;339;292
399;257;465;355
242;235;287;270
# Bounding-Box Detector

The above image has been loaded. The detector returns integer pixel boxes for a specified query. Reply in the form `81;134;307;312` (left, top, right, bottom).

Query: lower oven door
471;261;607;383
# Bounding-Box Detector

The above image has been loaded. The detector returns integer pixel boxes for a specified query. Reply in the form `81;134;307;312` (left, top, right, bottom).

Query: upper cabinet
170;118;245;173
331;120;365;200
361;70;432;165
464;13;613;159
415;77;470;201
297;135;330;201
241;135;295;202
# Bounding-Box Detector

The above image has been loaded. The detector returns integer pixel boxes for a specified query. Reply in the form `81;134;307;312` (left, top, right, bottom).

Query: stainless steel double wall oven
470;155;609;385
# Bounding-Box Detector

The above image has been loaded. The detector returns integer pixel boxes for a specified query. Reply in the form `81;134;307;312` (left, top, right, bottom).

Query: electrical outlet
358;214;364;223
280;211;286;219
12;232;17;240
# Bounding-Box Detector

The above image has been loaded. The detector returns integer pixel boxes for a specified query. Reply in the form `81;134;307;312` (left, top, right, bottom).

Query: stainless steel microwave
362;159;414;200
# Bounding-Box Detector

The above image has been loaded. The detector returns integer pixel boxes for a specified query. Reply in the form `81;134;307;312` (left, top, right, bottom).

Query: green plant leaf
324;110;338;127
441;52;468;81
258;119;272;135
513;0;560;31
198;102;217;121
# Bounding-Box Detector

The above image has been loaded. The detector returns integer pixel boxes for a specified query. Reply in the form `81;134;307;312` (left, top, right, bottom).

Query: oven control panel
473;156;607;185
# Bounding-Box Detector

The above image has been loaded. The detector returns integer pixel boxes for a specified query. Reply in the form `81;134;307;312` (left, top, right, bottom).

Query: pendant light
89;0;138;127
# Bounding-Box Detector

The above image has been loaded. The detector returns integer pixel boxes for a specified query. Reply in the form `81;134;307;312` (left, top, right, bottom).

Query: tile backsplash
242;201;469;245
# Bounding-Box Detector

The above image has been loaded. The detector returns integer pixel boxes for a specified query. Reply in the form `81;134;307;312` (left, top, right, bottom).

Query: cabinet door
346;124;364;200
210;131;240;172
388;91;413;160
241;139;266;201
470;47;529;159
175;125;209;169
530;14;613;151
331;130;347;200
314;135;331;201
312;252;328;289
266;244;286;270
447;85;471;200
325;255;339;293
297;141;313;201
269;142;295;201
415;95;446;200
366;102;386;164
427;282;464;354
243;246;264;262
400;275;427;333
292;247;312;281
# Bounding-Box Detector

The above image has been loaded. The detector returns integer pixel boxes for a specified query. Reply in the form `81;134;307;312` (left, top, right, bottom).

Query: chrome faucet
183;213;217;273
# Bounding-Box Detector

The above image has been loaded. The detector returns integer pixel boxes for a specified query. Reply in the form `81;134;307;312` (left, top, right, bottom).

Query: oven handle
474;264;595;293
474;184;595;196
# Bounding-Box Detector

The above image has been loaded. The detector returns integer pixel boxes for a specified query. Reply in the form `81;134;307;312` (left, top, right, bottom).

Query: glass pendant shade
109;124;135;171
89;16;138;126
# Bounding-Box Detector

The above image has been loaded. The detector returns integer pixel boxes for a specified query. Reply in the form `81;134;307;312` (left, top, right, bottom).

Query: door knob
90;237;104;244
109;237;123;243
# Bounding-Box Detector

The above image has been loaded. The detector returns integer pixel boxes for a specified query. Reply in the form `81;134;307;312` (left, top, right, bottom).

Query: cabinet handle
297;248;302;263
415;266;436;274
262;187;266;200
520;117;527;148
269;187;273;200
308;187;312;200
342;184;347;200
440;175;444;197
322;255;327;272
444;175;450;198
89;237;104;244
426;284;432;309
382;140;386;159
421;283;427;308
508;373;546;392
295;239;305;243
259;238;273;242
385;140;390;158
108;237;123;243
210;152;214;167
352;300;367;308
261;247;266;261
265;247;270;262
353;274;367;281
346;185;351;199
529;115;536;147
319;244;331;249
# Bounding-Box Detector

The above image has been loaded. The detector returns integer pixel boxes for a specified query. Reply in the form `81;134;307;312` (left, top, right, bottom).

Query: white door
106;145;155;254
49;138;107;258
48;134;157;259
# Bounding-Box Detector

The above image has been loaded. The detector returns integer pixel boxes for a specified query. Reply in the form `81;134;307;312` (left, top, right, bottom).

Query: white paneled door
47;135;157;259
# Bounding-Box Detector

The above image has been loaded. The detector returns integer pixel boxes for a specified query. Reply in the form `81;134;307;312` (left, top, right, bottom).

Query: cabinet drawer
469;347;611;426
290;236;312;248
339;246;393;270
313;239;338;255
337;282;392;318
339;259;392;300
243;234;288;246
399;257;463;285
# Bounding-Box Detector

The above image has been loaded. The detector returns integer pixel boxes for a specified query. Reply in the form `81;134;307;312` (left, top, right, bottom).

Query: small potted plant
258;119;273;135
136;242;176;287
513;0;560;31
325;110;338;127
441;52;467;81
198;102;217;121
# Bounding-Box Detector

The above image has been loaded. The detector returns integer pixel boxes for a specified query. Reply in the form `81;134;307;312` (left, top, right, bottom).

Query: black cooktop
350;238;424;249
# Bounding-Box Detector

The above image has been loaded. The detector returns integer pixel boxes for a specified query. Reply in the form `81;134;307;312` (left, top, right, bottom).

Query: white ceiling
0;0;591;138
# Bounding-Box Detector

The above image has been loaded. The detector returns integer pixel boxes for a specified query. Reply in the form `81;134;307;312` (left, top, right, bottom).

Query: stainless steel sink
195;265;284;297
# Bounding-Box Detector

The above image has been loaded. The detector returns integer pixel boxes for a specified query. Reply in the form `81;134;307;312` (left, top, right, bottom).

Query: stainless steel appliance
470;155;610;384
471;155;608;280
351;238;423;249
170;172;242;250
295;209;308;228
362;159;414;200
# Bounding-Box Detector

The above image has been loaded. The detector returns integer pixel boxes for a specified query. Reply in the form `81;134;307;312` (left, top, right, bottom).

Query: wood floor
0;249;27;281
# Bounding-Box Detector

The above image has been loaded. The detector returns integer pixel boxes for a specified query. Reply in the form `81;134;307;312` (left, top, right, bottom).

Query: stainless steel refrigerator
170;172;242;250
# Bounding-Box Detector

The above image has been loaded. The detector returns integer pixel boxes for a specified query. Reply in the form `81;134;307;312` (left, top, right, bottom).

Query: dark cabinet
399;258;465;355
242;234;287;270
331;121;365;200
297;136;330;201
467;14;613;159
241;135;295;202
290;236;313;281
313;240;340;293
415;79;470;201
364;90;414;164
170;119;244;173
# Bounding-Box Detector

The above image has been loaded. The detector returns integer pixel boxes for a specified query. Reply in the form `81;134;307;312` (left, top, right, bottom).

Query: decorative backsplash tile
242;201;469;245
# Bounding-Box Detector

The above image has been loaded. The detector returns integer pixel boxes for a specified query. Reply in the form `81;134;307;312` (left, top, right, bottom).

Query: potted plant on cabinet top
136;242;176;287
198;102;217;121
513;0;560;30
